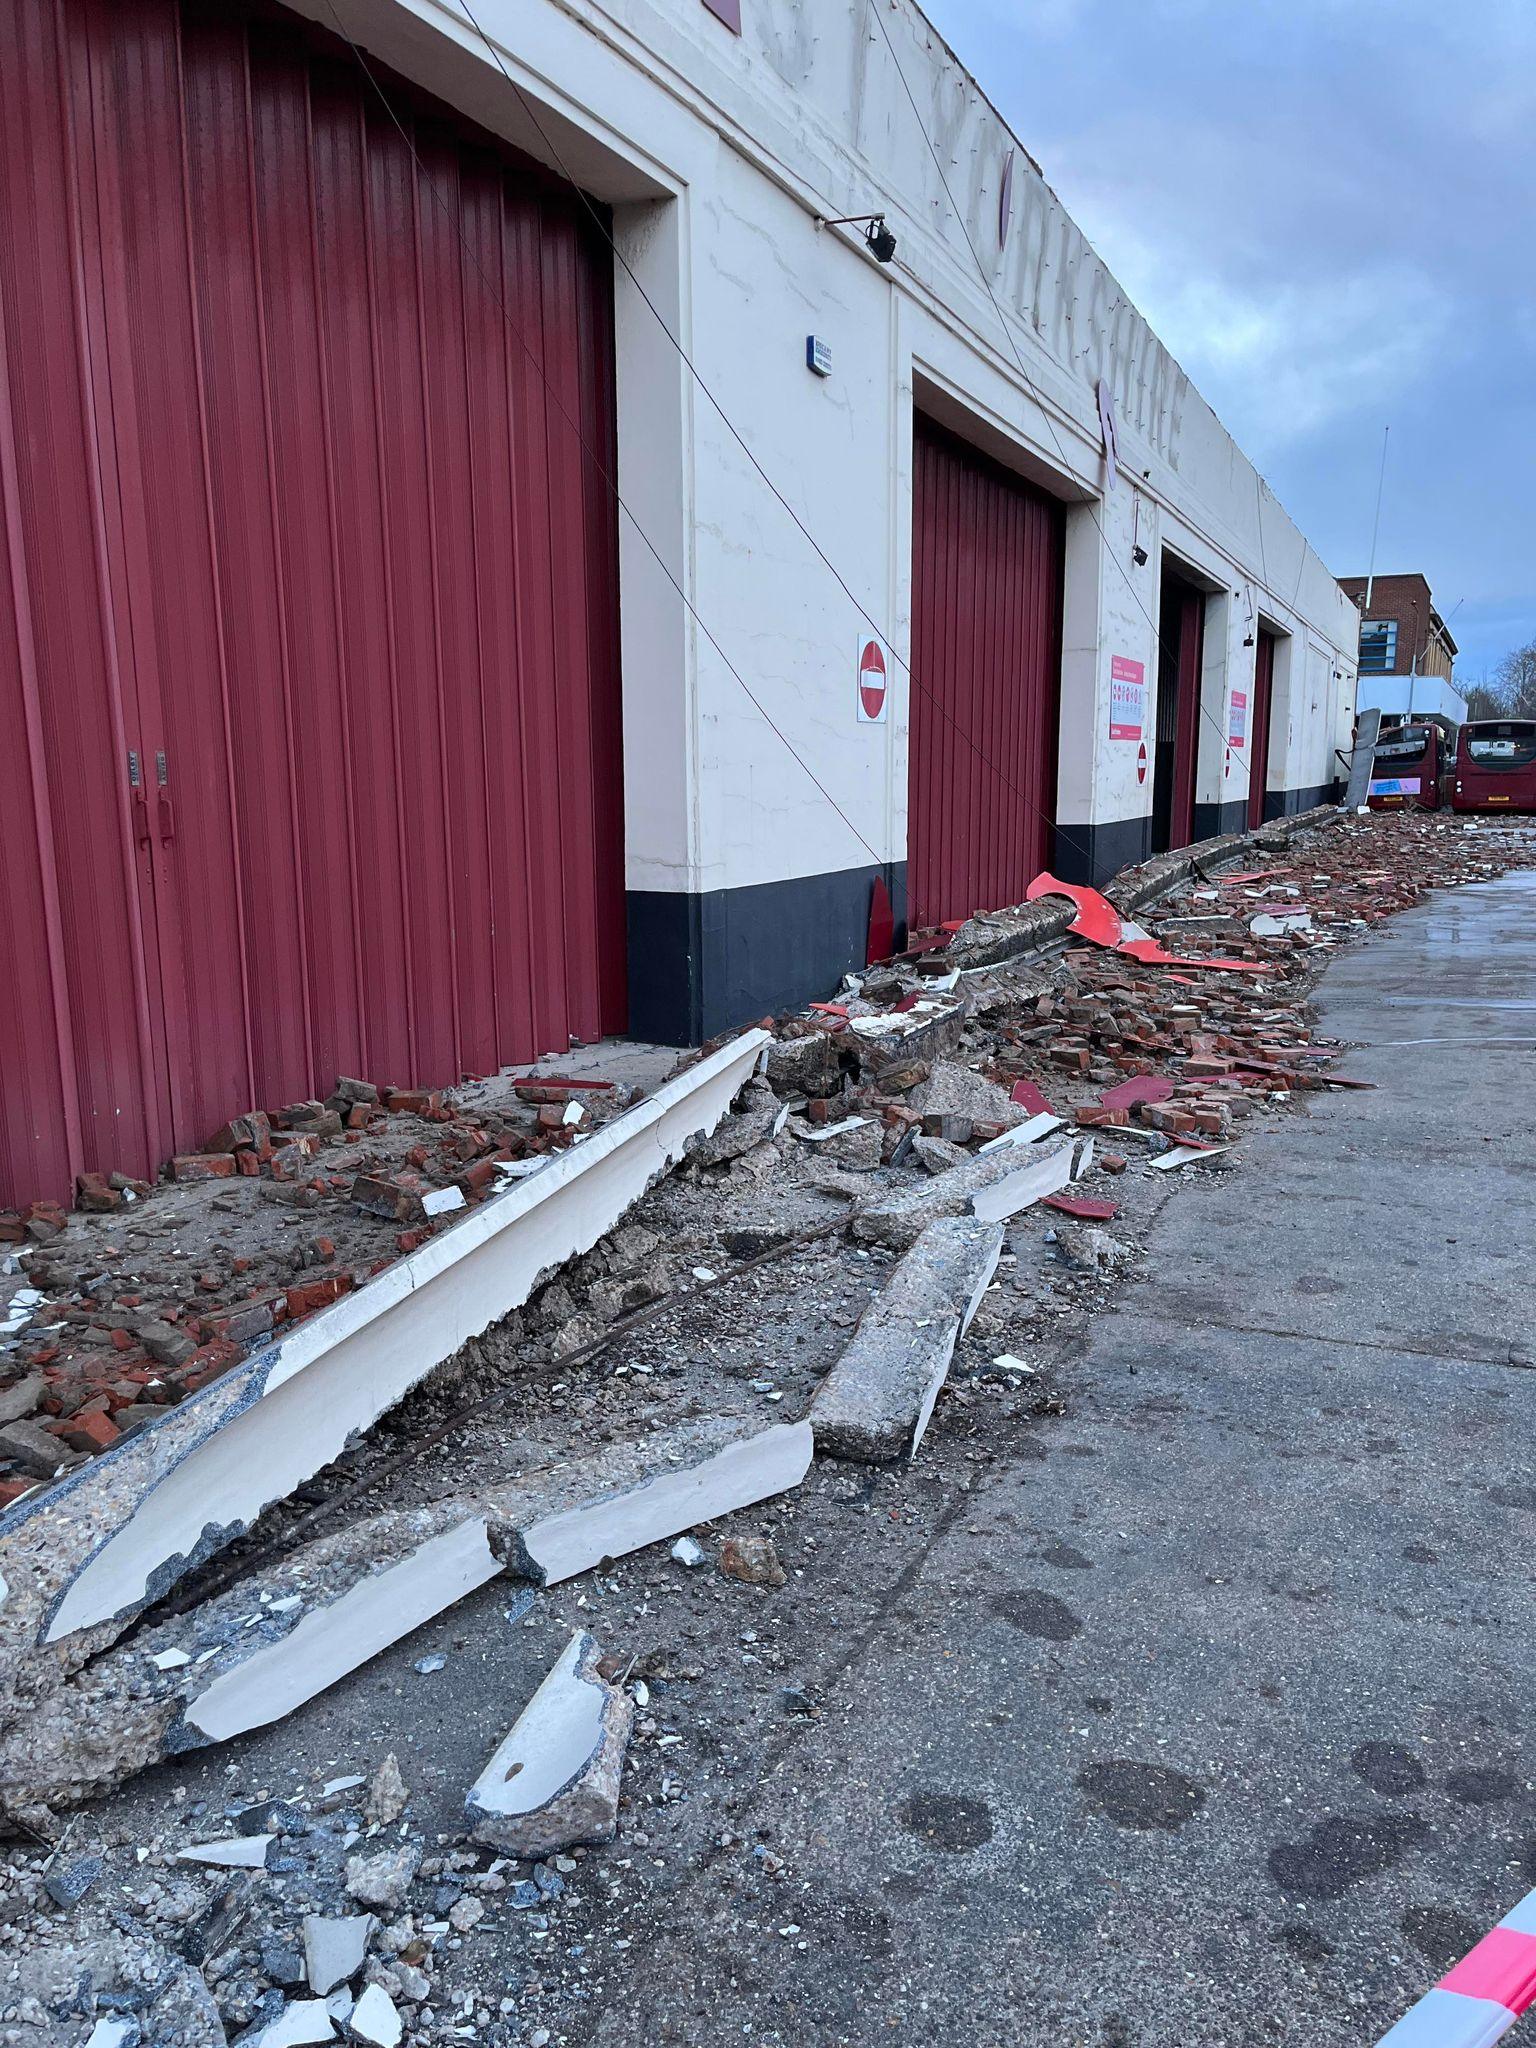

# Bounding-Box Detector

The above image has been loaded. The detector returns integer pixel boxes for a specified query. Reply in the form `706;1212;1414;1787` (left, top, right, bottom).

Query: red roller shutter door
909;414;1064;931
0;0;625;1209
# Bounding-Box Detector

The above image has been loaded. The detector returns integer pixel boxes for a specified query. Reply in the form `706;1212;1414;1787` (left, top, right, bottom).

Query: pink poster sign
1109;656;1145;742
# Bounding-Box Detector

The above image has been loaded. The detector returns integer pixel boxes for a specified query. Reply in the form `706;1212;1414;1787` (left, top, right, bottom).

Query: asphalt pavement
591;869;1536;2047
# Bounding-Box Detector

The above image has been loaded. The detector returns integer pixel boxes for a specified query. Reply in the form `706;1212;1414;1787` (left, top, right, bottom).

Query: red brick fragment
169;1153;236;1183
52;1410;120;1454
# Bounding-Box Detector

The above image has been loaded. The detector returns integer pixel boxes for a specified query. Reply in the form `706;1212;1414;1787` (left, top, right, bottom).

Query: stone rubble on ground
2;813;1534;2045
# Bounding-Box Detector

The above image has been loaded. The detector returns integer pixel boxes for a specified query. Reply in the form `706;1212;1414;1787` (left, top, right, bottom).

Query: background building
0;0;1361;1207
1337;574;1465;725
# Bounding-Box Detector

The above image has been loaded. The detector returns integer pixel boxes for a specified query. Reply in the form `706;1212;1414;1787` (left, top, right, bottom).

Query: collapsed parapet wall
0;1032;770;1730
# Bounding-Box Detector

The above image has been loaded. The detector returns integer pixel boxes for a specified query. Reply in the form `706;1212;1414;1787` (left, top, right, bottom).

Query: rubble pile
0;811;1533;2044
0;1073;641;1503
754;813;1536;1174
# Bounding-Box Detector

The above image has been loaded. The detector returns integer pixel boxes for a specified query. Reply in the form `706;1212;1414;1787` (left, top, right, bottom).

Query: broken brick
51;1410;121;1454
169;1153;236;1183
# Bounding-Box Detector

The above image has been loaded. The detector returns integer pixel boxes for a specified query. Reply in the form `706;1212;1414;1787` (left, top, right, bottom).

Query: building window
701;0;742;29
1358;620;1398;673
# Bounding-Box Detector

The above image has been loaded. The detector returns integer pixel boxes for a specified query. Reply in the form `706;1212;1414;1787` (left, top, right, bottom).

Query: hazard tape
1379;1892;1536;2045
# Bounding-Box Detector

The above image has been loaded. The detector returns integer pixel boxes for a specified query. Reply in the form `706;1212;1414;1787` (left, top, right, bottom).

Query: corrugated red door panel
306;54;416;1089
81;0;257;1148
246;25;369;1098
0;0;625;1207
0;0;165;1189
179;5;316;1110
416;125;498;1084
908;414;1064;931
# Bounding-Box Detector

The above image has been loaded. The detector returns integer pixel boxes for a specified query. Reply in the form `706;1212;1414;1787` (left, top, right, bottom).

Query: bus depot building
1;0;1360;1209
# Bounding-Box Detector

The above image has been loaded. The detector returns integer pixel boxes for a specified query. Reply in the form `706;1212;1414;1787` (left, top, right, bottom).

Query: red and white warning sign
1136;741;1148;786
856;637;889;724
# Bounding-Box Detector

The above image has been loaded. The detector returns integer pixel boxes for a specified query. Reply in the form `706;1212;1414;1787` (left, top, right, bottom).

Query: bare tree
1462;681;1506;720
1492;638;1536;719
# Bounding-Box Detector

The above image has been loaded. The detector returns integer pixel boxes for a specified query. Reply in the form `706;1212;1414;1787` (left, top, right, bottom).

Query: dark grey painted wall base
1265;781;1340;821
1192;798;1249;844
627;862;907;1046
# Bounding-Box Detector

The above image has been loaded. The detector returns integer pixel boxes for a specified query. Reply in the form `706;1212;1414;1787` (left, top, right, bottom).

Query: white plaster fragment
184;1521;500;1744
420;1186;465;1217
1150;1143;1232;1171
84;2023;137;2048
978;1111;1062;1151
347;1984;403;2046
303;1913;376;1995
791;1115;872;1144
41;1030;770;1644
465;1631;632;1859
177;1834;274;1868
968;1146;1078;1223
244;2000;336;2046
508;1423;814;1585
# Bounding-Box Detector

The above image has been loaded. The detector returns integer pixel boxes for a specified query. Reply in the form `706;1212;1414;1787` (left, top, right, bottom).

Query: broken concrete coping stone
849;1137;1083;1252
944;809;1349;972
0;1028;770;1664
812;1217;1003;1463
945;897;1076;972
906;1061;1025;1129
465;1629;633;1860
0;1415;809;1823
503;1418;812;1585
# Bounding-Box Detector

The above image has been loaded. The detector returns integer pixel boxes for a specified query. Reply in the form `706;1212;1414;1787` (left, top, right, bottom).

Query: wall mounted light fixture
819;212;898;264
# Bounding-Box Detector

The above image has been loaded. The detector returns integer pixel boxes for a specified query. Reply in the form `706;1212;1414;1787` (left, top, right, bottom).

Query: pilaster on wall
614;195;696;899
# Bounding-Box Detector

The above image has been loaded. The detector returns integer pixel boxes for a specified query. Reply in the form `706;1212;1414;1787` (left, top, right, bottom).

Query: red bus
1452;719;1536;814
1368;717;1451;810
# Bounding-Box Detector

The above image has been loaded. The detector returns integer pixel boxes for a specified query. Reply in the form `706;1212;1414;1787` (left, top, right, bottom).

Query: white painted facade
304;0;1360;905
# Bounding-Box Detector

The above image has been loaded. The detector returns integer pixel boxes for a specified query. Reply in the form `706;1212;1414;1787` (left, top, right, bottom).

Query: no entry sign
857;637;888;723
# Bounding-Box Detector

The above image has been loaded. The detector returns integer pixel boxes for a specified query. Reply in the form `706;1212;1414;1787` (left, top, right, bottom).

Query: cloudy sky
921;0;1536;685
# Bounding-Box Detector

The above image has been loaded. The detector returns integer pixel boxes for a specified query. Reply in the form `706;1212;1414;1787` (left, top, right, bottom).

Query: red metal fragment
1100;1074;1174;1112
867;874;896;966
1024;873;1123;948
1043;1194;1120;1221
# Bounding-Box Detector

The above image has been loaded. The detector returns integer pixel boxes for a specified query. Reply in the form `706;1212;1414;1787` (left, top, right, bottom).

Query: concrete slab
811;1218;1003;1462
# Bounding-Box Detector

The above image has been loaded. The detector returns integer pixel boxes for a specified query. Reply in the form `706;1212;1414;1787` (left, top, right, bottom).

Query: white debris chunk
1150;1143;1233;1172
347;1983;404;2046
465;1631;633;1860
670;1536;705;1568
243;1999;337;2046
506;1423;813;1586
968;1142;1082;1223
303;1913;376;1995
177;1834;275;1869
420;1186;465;1217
